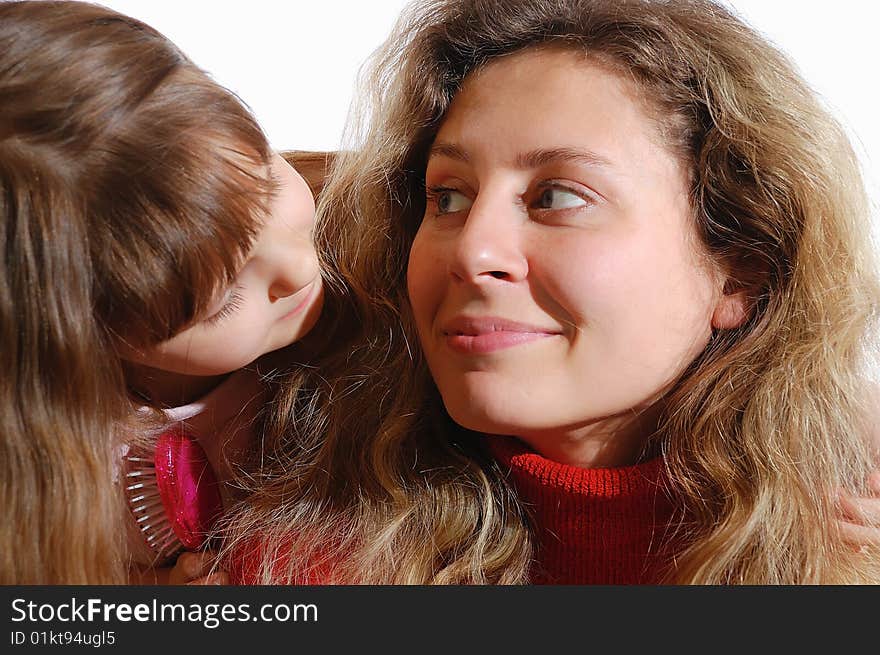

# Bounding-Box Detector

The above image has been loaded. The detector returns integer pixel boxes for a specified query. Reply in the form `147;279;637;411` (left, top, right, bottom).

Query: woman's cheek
406;234;440;315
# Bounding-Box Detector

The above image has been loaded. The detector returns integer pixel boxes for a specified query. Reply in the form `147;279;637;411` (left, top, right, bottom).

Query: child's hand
837;470;880;551
130;551;229;585
168;551;229;585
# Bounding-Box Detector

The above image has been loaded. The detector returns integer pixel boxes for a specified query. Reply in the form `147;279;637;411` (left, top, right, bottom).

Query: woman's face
131;153;324;377
407;48;739;465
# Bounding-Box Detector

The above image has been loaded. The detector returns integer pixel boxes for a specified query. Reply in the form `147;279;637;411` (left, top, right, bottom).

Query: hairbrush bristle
124;453;184;564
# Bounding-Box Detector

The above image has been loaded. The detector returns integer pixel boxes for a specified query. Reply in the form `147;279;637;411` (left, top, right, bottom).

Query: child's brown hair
0;0;273;583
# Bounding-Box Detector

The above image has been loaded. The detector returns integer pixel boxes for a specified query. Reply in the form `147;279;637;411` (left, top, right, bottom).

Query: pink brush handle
153;427;223;550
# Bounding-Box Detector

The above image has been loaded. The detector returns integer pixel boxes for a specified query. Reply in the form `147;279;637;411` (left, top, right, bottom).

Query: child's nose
268;278;299;302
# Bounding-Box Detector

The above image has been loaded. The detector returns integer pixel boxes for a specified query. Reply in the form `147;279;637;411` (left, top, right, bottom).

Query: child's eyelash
203;289;244;326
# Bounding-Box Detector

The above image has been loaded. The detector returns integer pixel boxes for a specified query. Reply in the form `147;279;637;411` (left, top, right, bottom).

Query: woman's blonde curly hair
224;0;880;584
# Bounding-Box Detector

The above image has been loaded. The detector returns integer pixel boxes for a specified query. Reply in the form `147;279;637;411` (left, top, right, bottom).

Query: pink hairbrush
123;427;223;563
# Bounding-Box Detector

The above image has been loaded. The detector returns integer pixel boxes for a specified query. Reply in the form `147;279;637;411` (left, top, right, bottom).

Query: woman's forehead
432;48;685;185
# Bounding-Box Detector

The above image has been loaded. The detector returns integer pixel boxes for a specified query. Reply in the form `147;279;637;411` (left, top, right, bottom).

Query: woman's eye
430;187;473;214
535;187;589;210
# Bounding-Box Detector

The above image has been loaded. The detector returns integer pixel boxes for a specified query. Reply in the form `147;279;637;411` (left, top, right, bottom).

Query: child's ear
711;289;749;330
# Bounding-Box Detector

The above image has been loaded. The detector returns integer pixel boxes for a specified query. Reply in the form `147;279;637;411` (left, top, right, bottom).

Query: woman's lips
441;316;561;354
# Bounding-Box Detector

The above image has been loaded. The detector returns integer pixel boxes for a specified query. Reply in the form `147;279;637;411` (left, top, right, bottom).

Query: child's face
135;153;323;376
407;48;734;461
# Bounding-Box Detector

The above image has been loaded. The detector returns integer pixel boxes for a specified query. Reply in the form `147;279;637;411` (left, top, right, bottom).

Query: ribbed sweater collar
489;436;681;584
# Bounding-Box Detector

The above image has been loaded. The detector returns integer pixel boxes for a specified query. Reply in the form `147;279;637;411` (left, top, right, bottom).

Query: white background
100;0;879;232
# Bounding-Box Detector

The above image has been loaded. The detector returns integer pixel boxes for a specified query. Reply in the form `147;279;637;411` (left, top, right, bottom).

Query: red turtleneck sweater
489;436;683;584
232;437;685;585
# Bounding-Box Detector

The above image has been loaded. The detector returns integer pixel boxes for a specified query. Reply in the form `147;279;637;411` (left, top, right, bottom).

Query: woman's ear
711;289;749;330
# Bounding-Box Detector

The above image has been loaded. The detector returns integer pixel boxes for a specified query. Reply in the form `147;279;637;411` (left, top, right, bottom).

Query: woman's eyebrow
428;142;469;162
514;147;614;170
428;142;614;170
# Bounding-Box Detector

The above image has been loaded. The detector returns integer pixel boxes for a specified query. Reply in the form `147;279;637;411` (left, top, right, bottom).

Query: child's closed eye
203;287;244;326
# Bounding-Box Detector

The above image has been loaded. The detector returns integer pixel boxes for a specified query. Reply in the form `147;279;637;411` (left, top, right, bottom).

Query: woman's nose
448;194;528;284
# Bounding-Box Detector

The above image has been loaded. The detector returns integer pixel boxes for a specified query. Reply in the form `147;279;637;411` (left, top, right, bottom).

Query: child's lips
278;279;319;321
